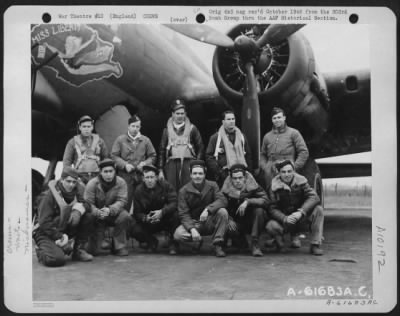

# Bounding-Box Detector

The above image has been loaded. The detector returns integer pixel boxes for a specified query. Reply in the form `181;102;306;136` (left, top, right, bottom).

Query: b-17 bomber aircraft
30;23;371;203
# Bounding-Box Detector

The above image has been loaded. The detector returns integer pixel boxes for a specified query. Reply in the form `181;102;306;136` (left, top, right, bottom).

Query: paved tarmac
33;208;372;301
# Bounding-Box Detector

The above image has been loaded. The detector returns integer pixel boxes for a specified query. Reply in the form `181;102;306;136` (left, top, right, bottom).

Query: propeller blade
164;24;234;48
257;24;305;47
241;62;261;170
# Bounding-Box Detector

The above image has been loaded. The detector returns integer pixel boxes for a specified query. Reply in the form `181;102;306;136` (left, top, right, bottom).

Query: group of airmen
33;99;324;267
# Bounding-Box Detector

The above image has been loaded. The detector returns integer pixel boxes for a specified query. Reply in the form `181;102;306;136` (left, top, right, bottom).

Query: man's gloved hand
68;210;82;226
55;234;69;247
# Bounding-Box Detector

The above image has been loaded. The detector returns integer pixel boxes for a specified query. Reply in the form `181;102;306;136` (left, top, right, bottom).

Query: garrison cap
229;163;247;175
171;99;186;112
142;164;159;175
61;166;79;179
78;115;93;125
99;158;116;170
189;159;206;172
275;159;295;171
128;115;140;125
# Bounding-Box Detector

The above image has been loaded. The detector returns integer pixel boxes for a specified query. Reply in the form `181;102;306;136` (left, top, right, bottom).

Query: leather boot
113;247;129;256
290;234;302;248
168;240;179;255
101;238;112;250
72;241;93;262
310;244;323;256
215;245;226;257
251;240;264;257
87;231;110;256
274;234;286;252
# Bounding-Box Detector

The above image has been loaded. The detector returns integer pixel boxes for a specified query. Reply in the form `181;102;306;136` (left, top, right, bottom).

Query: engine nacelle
212;24;330;145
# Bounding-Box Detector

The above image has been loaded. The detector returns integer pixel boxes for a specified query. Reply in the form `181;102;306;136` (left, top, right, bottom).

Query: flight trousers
266;205;324;245
33;212;94;267
92;210;131;251
164;158;192;193
226;207;267;243
173;208;229;246
130;212;180;244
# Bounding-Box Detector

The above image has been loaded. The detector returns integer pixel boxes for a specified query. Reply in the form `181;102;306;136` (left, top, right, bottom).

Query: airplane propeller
241;62;261;169
256;24;305;47
167;24;305;169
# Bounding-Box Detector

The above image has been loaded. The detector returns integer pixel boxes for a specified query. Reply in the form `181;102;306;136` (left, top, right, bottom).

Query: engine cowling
212;24;329;145
213;25;314;103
